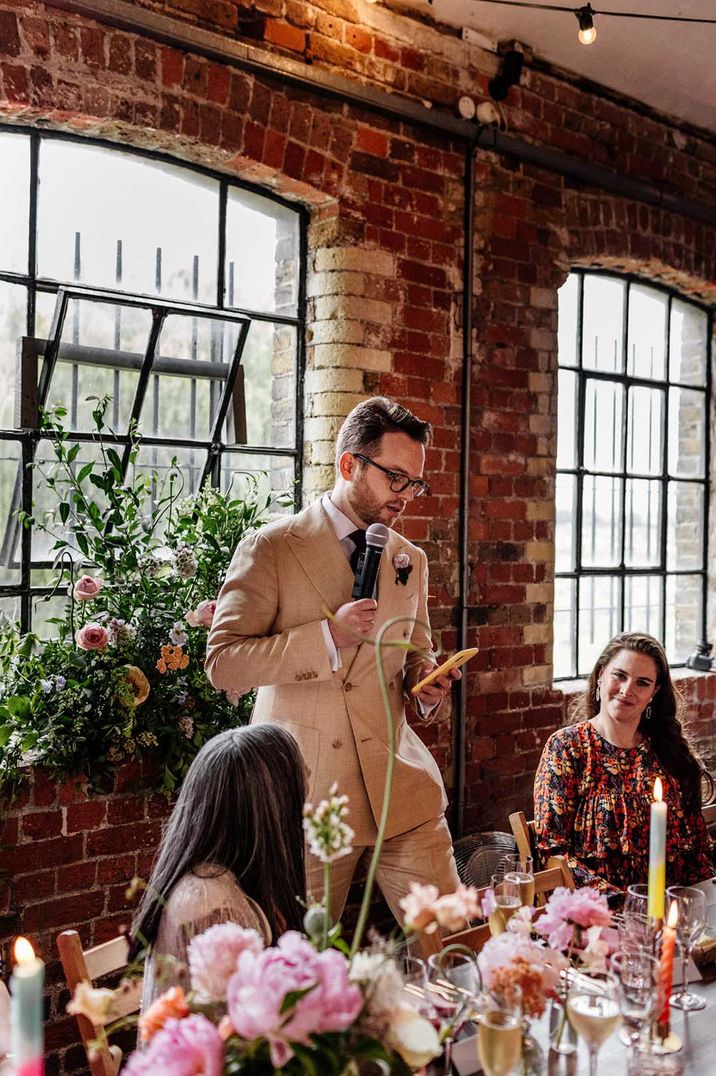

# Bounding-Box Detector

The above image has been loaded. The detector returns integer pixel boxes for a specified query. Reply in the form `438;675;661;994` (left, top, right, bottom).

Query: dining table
451;878;716;1075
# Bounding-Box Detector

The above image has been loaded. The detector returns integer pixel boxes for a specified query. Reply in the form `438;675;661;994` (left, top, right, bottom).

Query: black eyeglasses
353;454;430;497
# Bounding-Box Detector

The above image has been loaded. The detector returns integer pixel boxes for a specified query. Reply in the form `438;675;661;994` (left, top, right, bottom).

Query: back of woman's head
576;631;710;809
131;724;307;954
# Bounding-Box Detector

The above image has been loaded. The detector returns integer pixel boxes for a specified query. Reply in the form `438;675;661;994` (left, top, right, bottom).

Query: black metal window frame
0;126;308;633
555;268;712;679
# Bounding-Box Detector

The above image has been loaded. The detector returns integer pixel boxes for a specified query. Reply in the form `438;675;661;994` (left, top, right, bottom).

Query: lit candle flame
14;936;36;965
667;900;679;929
654;777;663;802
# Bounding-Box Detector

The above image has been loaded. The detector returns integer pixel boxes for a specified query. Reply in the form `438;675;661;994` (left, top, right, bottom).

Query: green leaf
76;462;95;483
67;443;80;464
0;727;11;747
6;696;31;720
279;983;317;1016
59;501;70;523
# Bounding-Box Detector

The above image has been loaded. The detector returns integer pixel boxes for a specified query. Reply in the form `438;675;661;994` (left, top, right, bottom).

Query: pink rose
399;882;440;933
226;931;362;1066
75;623;109;651
433;884;482;932
188;924;264;1002
123;1015;223;1076
186;599;217;629
73;575;103;601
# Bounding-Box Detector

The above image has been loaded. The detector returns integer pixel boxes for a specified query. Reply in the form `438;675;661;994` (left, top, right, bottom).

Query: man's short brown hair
335;397;432;464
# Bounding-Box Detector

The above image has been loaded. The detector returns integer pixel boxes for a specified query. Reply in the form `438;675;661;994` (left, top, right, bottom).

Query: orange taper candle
658;900;679;1033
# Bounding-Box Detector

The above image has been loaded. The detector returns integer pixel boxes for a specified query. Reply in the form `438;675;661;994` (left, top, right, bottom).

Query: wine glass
665;885;707;1011
425;951;479;1074
567;977;621;1076
491;872;522;932
477;988;522;1076
622;883;654;955
610;950;661;1054
504;853;535;908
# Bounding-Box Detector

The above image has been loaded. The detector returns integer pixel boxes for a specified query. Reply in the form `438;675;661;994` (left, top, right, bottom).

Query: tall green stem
349;616;427;959
322;861;331;950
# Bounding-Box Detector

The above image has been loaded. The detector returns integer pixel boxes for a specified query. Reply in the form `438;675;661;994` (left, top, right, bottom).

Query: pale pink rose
478;932;563;997
73;575;103;601
188;923;264;1002
433;884;482;932
123;1014;223;1076
226;931;362;1065
75;622;109;651
399;882;440;933
535;886;612;951
186;599;217;629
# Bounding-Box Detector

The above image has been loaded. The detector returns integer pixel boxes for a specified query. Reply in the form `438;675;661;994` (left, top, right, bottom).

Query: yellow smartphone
410;647;480;695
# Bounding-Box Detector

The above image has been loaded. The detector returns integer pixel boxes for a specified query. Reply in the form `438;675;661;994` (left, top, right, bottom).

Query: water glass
426;950;479;1074
610;950;661;1052
665;885;706;1011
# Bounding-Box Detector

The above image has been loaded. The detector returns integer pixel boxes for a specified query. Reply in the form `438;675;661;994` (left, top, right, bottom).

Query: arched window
555;270;711;678
0;128;306;632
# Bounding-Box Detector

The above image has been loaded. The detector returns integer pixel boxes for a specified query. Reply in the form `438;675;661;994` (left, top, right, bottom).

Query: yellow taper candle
648;777;667;920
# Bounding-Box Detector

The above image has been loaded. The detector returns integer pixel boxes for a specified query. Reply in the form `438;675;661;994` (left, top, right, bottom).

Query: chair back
57;930;142;1076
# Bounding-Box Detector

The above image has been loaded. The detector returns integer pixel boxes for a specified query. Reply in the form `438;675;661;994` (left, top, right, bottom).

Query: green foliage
0;396;280;796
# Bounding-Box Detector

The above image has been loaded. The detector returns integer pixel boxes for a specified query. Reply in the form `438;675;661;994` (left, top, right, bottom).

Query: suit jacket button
344;682;352;692
332;739;342;749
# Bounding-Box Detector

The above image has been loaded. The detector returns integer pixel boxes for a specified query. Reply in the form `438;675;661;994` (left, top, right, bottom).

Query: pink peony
535;887;612;951
433;883;482;932
478;932;563;996
123;1014;223;1076
188;923;264;1002
186;599;217;629
399;882;440;933
75;623;109;651
226;931;362;1066
73;575;103;601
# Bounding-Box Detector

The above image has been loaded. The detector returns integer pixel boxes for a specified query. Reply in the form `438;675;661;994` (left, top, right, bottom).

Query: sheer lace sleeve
141;865;270;1010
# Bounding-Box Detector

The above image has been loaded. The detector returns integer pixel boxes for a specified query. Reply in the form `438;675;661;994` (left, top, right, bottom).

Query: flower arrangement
0;397;279;795
534;886;616;975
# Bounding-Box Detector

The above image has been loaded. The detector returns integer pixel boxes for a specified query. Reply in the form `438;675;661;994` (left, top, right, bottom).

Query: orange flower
156;644;190;673
138;986;190;1043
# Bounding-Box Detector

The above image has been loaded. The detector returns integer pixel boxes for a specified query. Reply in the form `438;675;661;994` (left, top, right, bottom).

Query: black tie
348;529;367;574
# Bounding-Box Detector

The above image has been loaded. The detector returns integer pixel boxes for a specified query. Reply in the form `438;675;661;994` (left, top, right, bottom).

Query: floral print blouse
534;721;713;899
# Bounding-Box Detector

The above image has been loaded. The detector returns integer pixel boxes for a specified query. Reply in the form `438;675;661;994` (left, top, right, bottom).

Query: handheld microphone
351;523;390;600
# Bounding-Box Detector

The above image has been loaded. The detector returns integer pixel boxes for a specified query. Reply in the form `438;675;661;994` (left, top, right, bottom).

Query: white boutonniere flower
392;551;413;586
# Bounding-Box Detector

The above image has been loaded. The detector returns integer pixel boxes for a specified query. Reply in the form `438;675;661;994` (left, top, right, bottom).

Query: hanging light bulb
576;4;597;45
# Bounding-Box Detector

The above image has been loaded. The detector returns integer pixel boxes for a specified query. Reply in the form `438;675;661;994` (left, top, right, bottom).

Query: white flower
350;952;405;1037
580;925;610;975
169;622;188;646
174;545;198;579
385;1003;441;1068
303;784;355;863
40;678;53;694
139;547;175;579
107;618;137;646
67;981;116;1025
392;552;411;570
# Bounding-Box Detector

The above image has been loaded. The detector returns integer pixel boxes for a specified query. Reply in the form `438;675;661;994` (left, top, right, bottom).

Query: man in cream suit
206;397;460;934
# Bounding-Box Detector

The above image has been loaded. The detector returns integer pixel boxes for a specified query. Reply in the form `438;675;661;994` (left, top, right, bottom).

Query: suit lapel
283;500;355;615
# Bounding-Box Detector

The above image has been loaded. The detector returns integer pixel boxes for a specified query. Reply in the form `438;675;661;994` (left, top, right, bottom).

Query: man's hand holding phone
410;648;479;707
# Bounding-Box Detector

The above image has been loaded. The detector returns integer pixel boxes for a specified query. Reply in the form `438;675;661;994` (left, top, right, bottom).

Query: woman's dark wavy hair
572;631;713;811
130;724;307;958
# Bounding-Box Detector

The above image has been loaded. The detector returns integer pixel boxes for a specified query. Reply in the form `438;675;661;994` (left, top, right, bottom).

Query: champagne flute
491;873;521;933
567;978;621;1076
503;853;535;908
610;950;661;1053
477;988;522;1076
665;885;707;1011
425;951;479;1075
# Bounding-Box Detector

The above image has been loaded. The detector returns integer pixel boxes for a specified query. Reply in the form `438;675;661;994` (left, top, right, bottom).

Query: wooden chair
57;930;142;1076
443;856;575;952
508;811;576;896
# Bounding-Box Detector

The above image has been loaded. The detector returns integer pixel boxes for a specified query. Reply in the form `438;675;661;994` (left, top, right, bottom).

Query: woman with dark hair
131;724;307;1007
534;632;713;900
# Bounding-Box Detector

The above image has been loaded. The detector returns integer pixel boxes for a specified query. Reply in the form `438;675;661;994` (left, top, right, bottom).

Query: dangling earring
645;703;652;721
595;682;601;704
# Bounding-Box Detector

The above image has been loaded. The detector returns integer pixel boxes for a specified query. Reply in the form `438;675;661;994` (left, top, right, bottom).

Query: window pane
668;387;705;478
0;282;27;431
666;574;701;663
0;131;30;274
670;299;707;386
225;321;297;449
582;275;624;373
578;575;622;675
556;369;578;469
220;451;294;507
667;482;703;571
558;273;579;368
37;141;219;303
624;479;661;567
226;189;300;316
624;575;662;638
553;576;576;679
0;439;22;584
29;439;107;565
555;473;576;572
627;283;667;380
627;386;663;475
30;593;69;641
0;595;21;624
43;297;151;433
132;444;209;507
584;380;624;472
582;476;623;567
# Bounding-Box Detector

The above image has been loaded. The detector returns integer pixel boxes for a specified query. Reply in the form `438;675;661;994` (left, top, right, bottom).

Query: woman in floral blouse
535;632;713;901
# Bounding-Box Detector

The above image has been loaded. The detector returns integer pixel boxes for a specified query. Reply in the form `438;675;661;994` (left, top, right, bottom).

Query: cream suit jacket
205;499;448;843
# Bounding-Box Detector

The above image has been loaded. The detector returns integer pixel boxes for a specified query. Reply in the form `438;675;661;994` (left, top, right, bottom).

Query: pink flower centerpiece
534;886;615;974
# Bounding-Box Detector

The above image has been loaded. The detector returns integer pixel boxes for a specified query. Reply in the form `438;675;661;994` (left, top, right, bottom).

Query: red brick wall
1;1;715;1071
